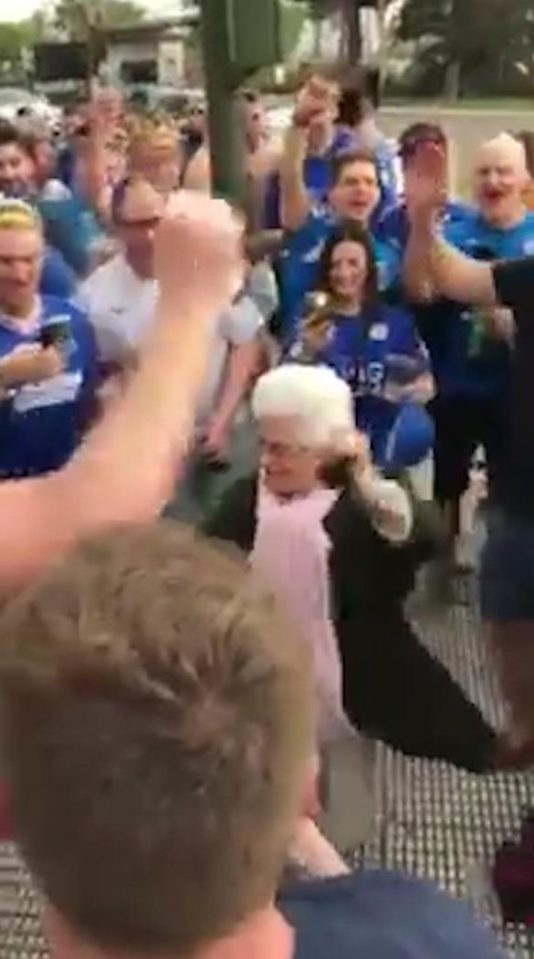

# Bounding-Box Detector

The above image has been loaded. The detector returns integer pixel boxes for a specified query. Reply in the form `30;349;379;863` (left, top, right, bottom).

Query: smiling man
404;133;534;574
0;199;98;479
77;176;164;373
271;76;403;346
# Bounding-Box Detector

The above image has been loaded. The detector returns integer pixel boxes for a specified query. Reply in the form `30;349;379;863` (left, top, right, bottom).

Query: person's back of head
0;523;314;959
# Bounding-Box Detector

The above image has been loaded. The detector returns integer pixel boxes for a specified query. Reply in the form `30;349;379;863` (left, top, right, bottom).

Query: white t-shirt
77;254;157;365
79;253;263;422
197;294;264;424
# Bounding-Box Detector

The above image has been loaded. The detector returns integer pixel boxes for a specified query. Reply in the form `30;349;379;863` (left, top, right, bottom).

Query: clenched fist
155;192;244;316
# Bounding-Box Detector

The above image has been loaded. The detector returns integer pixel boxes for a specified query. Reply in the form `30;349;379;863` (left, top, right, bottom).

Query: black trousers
337;614;497;773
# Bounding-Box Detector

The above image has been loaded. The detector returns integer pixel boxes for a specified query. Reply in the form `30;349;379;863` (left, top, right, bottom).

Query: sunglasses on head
400;136;446;158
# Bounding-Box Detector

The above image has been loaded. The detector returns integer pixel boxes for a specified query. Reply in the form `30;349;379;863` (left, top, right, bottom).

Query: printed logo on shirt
13;371;83;414
523;239;534;256
369;323;388;342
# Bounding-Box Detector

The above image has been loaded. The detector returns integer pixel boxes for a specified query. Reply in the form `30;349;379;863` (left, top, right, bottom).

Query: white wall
106;40;158;84
158;41;185;85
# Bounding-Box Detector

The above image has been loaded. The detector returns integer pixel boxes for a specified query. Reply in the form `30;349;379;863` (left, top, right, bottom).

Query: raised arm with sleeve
0;193;243;595
280;122;311;232
280;78;334;232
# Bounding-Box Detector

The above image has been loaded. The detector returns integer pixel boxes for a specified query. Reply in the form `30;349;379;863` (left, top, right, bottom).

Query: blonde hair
0;524;313;956
0;198;42;232
129;118;178;162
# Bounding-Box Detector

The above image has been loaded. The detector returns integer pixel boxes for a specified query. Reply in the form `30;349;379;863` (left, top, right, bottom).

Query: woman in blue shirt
289;222;435;473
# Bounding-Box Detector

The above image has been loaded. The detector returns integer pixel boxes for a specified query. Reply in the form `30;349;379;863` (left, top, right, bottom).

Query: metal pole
199;0;245;205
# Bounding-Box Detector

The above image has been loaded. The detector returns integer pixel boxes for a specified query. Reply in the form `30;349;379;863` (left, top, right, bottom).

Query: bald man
403;133;534;580
403;137;534;755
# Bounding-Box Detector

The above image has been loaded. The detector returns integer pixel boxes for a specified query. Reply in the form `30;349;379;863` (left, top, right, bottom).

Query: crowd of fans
0;69;534;956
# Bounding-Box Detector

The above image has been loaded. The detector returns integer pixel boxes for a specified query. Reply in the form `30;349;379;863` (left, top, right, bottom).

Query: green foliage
0;20;36;66
399;0;534;96
54;0;145;40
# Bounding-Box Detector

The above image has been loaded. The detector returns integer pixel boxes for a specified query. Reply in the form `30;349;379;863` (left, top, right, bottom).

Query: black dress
204;477;497;773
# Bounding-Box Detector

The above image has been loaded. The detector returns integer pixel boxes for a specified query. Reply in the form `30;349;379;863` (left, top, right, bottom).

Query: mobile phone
40;320;70;349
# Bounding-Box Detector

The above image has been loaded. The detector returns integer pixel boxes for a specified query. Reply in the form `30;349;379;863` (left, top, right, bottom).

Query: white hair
252;364;355;452
475;133;528;177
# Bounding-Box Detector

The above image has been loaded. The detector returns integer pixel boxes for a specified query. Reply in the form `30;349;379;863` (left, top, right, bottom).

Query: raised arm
0;193;243;594
279;124;312;232
280;79;332;232
405;144;497;306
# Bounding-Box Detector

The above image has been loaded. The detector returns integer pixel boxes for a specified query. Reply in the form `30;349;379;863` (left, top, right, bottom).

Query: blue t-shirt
265;129;399;231
263;129;354;230
279;872;505;959
56;144;76;188
41;246;77;299
277;209;401;346
429;210;534;398
376;200;469;251
38;194;101;277
0;296;97;478
290;303;428;445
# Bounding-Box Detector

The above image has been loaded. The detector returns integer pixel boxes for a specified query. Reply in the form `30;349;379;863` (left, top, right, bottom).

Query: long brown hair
300;221;379;360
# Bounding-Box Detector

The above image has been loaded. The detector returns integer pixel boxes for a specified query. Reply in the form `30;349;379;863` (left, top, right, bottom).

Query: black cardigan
204;476;440;618
204;479;496;771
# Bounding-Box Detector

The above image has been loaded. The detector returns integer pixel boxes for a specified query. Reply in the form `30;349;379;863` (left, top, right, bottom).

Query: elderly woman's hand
336;431;414;545
334;429;372;477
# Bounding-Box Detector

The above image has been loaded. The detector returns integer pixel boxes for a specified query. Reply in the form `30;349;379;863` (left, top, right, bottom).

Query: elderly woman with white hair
205;363;513;773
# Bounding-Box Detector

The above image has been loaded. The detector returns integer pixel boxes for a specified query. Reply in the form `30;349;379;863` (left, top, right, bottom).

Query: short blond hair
0;524;313;955
0;197;42;232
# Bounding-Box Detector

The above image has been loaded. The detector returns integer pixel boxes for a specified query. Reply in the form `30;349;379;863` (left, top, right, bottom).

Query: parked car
0;88;62;129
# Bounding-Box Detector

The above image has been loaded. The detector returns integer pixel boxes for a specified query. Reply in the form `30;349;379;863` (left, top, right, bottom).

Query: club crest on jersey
369;323;388;341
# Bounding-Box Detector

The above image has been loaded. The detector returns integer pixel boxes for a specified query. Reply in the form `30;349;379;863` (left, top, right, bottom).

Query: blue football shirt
288;302;428;453
277;209;401;347
0;296;98;478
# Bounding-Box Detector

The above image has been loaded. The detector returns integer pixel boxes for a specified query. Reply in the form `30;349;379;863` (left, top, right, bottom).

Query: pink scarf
251;483;352;743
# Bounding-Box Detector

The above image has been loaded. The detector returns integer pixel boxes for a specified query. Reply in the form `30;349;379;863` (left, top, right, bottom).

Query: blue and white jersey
0;295;98;478
277;208;401;347
263;128;355;230
376;200;470;252
430;209;534;398
289;302;429;446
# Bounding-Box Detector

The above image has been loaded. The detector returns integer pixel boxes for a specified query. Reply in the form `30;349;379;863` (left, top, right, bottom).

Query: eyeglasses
400;136;446;158
259;438;309;460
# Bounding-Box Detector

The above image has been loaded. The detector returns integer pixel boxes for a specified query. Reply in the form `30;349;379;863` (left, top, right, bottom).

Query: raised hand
154;192;244;316
405;142;448;222
293;76;334;129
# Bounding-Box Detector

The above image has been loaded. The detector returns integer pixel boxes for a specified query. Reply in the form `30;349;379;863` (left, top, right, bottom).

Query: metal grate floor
356;590;534;958
1;585;534;958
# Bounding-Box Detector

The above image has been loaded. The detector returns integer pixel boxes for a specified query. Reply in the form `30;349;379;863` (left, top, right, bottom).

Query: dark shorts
431;394;505;503
480;510;534;622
